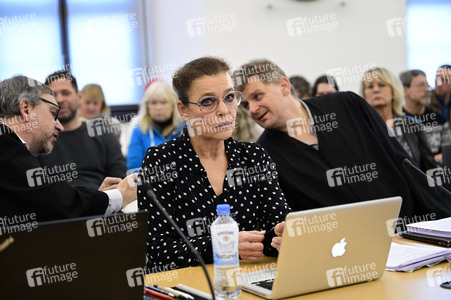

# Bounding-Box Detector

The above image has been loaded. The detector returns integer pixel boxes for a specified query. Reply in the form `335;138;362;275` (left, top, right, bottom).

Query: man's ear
177;100;190;122
18;99;33;121
279;77;292;97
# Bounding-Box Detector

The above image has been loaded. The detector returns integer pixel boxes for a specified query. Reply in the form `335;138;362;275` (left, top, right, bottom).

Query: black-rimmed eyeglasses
182;91;242;113
40;98;61;121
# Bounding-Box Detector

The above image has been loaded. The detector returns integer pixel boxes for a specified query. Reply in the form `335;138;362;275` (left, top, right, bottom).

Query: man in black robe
233;59;451;222
0;75;137;222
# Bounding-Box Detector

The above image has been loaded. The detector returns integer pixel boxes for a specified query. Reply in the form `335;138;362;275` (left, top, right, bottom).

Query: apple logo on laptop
331;238;347;257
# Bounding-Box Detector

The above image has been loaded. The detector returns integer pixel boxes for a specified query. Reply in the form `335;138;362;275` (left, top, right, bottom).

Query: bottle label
211;226;239;267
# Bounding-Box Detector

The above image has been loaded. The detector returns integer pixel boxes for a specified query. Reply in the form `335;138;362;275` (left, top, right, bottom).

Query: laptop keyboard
254;278;275;290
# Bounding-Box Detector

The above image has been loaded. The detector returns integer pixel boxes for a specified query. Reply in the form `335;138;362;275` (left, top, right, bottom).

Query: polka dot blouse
138;129;291;272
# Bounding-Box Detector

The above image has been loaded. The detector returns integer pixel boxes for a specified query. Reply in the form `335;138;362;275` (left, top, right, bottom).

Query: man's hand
116;173;138;209
99;177;122;191
239;230;265;261
271;221;285;251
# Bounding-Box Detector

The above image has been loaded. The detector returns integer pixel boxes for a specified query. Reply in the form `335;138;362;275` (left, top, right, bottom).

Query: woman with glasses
137;56;290;272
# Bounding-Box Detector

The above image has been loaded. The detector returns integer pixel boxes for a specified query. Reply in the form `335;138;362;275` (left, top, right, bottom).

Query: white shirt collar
0;121;29;149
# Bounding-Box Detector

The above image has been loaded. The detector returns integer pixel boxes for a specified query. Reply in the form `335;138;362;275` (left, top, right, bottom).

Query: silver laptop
241;197;402;299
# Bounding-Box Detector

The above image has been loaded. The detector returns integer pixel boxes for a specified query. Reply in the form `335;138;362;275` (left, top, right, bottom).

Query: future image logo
126;268;145;287
427;266;451;287
386;213;437;237
186;13;238;38
232;63;279;90
286;213;338;237
127;63;176;87
86;214;139;237
326;263;378;288
286;13;338;37
86;115;131;137
226;163;277;188
426;167;451;187
326;63;377;86
326;163;378;187
225;267;242;287
186;115;236;137
26;263;78;287
386;17;405;37
138;162;178;186
85;13;138;37
186;212;238;238
286;113;338;137
0;13;38;36
25;163;78;187
26;167;46;187
186;217;208;237
386;117;432;138
0;213;38;236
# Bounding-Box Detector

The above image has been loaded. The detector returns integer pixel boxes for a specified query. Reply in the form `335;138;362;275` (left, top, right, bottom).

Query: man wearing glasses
0;75;137;222
400;69;451;165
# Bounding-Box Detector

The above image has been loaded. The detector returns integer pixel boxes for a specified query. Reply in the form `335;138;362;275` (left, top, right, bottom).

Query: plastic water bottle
211;204;241;299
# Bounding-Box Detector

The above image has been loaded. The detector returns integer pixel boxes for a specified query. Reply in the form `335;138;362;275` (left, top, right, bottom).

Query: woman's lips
213;122;233;129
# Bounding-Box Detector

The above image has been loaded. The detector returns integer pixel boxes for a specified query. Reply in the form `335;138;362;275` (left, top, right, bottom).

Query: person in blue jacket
127;81;184;169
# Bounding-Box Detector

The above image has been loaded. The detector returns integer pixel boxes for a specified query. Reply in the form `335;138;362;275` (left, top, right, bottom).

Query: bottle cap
217;204;230;215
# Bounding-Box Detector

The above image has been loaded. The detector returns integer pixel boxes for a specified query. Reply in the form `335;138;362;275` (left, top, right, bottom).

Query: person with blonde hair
126;81;183;169
232;105;263;142
361;67;436;171
234;58;450;225
79;84;110;119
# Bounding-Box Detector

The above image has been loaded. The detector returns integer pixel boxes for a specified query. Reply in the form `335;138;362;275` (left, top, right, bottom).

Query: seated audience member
126;82;184;170
79;84;110;120
38;71;127;190
120;79;161;157
137;57;290;272
232;105;264;142
120;114;138;157
0;76;137;222
79;83;122;139
429;65;451;122
361;67;436;172
400;69;451;164
289;75;311;99
311;74;339;97
233;59;451;222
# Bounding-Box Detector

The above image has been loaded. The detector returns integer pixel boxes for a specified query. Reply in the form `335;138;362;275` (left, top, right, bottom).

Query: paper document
386;242;451;272
406;217;451;238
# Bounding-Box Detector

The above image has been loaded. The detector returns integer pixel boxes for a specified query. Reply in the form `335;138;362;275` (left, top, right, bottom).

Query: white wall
148;0;407;94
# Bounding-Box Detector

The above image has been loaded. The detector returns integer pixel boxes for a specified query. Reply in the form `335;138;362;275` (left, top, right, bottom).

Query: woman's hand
271;221;285;251
239;230;265;261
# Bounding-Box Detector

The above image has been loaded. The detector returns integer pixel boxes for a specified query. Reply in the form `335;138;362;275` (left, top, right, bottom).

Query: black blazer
0;123;108;222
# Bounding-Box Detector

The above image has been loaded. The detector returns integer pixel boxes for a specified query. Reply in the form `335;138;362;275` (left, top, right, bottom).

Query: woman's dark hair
311;75;339;97
172;56;230;103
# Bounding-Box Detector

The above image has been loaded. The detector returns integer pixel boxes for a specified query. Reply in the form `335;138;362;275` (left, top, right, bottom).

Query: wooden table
145;238;451;299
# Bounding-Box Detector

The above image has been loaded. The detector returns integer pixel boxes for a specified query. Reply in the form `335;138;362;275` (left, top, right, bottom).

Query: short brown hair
172;56;230;103
232;59;286;92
